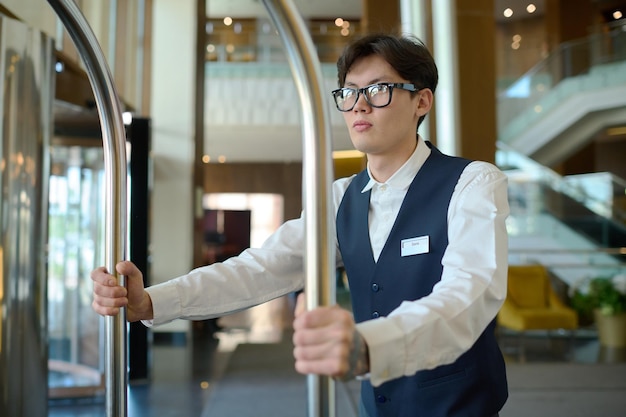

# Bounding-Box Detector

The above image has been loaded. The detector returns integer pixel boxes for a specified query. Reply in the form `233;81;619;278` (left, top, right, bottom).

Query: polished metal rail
48;1;332;416
260;1;336;416
46;1;128;416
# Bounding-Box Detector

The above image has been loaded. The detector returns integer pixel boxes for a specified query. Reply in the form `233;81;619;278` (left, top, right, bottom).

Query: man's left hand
292;293;369;380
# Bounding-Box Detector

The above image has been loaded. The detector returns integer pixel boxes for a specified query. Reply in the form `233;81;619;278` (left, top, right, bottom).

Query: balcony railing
497;21;626;145
499;144;626;286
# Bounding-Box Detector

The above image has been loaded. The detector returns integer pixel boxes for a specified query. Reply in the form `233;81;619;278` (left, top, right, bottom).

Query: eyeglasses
331;83;418;112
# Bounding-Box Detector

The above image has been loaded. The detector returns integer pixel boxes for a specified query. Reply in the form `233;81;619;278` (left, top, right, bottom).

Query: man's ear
415;88;434;118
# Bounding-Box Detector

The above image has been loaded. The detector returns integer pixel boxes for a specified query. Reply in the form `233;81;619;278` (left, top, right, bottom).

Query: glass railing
205;17;361;64
563;172;626;226
499;145;626;286
206;60;339;79
498;21;626;144
498;145;626;232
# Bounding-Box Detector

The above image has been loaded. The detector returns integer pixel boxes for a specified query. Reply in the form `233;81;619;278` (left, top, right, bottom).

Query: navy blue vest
336;143;508;417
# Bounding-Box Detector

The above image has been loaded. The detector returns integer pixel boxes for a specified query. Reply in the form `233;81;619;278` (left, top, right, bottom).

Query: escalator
541;184;626;261
499;147;626;287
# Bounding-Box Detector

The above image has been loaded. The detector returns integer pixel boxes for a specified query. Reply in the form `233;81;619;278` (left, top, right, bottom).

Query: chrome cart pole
47;1;128;416
260;1;336;416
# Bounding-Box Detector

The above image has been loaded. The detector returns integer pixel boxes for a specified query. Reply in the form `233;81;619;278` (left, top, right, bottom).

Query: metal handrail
46;1;128;416
509;248;626;255
260;1;336;416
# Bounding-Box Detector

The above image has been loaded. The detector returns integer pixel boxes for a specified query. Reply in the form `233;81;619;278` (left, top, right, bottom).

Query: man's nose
352;91;370;111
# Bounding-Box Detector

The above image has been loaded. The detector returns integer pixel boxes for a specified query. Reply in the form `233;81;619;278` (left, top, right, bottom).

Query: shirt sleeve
356;161;510;387
145;217;306;326
144;176;356;327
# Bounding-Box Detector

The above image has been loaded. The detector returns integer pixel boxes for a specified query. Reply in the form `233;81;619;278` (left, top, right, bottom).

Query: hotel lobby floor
49;306;626;417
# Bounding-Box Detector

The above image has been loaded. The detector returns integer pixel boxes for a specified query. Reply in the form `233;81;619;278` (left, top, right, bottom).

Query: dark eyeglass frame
331;82;418;112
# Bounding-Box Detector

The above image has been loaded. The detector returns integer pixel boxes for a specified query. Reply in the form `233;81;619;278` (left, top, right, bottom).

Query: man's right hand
91;260;154;322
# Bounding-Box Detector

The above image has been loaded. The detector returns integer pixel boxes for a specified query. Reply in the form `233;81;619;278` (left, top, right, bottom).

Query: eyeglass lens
335;84;392;111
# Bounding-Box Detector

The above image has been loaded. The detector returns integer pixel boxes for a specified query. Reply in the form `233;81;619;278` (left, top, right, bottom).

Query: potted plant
570;274;626;348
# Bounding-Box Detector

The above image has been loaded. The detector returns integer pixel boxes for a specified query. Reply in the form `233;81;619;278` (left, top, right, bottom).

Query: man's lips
353;120;372;132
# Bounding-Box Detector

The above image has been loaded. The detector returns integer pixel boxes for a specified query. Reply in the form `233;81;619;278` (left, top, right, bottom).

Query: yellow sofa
499;264;578;331
497;264;578;360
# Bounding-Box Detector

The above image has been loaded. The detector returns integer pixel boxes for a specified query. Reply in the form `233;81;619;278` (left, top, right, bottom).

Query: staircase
497;23;626;166
498;147;626;288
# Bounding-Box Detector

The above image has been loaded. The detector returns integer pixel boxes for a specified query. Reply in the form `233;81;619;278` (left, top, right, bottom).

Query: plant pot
594;310;626;348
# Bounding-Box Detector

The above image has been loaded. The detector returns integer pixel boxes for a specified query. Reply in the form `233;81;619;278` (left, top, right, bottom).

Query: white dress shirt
145;136;510;387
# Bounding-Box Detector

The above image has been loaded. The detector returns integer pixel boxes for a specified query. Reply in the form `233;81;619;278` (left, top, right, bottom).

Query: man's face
341;55;424;163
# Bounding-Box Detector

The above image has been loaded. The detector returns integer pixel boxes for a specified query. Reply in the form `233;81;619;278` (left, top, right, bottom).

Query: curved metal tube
48;1;331;416
46;1;128;416
261;1;336;416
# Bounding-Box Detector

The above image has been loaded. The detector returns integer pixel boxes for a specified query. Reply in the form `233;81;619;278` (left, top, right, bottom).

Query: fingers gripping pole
260;1;336;416
47;1;128;416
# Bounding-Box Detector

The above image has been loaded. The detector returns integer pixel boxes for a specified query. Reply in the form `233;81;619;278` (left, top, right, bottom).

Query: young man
92;34;509;417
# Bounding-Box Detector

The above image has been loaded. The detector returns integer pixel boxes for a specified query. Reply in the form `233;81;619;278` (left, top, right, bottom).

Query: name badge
401;235;429;257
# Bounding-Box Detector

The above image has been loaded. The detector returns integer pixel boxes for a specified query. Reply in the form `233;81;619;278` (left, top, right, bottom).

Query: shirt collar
361;136;432;193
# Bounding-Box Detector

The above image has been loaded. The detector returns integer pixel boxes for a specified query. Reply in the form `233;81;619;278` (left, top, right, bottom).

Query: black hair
336;34;438;128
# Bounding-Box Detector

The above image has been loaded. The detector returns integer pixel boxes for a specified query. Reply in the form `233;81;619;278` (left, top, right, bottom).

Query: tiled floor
48;331;225;417
48;300;289;417
48;302;626;417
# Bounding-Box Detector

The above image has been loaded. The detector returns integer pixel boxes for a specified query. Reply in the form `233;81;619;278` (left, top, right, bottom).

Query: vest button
376;395;387;403
372;311;380;318
371;283;379;292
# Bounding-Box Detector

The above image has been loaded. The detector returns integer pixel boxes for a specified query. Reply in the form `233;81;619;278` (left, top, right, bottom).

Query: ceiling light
513;34;522;42
218;155;227;163
503;8;513;18
122;112;133;125
223;17;233;26
202;155;211;164
614;10;623;20
527;4;537;14
335;18;344;27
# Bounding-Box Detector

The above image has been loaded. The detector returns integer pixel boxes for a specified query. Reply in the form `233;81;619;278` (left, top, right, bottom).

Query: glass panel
498;20;626;144
48;145;106;398
498;147;626;288
205;17;361;63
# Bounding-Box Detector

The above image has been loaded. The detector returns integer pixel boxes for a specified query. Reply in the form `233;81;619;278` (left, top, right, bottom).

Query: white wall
204;65;352;162
149;0;196;331
1;0;57;36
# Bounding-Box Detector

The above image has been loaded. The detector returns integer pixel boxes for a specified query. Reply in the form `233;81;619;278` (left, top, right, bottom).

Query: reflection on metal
261;1;336;416
47;1;128;416
0;16;53;417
